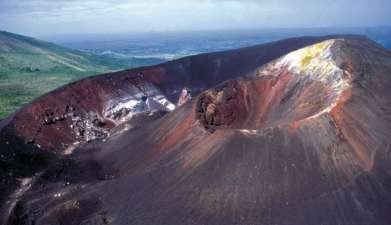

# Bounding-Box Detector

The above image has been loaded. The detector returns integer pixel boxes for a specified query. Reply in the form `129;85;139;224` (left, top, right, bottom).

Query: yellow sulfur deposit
298;41;331;69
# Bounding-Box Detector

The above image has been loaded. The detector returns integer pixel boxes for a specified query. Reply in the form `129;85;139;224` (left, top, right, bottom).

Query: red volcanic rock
196;80;249;132
176;87;192;106
1;35;391;225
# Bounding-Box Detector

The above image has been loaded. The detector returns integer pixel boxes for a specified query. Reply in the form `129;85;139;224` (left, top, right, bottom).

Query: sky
0;0;390;37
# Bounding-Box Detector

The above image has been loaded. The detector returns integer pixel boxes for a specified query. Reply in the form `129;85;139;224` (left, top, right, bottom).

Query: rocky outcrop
176;87;192;106
196;80;248;132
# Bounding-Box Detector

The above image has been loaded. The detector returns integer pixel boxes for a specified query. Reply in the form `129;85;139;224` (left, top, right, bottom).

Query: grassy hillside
0;31;139;119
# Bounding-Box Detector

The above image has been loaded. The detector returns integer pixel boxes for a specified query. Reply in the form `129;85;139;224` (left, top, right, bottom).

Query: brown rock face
1;35;391;225
196;80;248;131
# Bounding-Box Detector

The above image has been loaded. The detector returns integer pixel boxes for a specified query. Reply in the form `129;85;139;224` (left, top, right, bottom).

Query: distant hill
0;31;142;118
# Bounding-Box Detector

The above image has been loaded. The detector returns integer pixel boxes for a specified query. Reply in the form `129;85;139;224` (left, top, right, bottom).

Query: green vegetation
0;31;137;119
0;70;102;118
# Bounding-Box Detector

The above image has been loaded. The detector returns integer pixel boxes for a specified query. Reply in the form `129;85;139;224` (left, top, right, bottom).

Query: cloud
0;0;390;36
